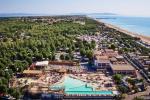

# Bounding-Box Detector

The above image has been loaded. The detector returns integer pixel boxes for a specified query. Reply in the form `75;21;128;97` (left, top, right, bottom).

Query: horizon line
0;12;150;18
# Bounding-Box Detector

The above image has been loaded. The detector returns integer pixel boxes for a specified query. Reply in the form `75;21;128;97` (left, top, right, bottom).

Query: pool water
51;75;113;95
64;76;92;92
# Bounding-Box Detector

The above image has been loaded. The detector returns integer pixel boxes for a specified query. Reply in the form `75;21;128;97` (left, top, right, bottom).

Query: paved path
124;86;150;100
124;55;150;83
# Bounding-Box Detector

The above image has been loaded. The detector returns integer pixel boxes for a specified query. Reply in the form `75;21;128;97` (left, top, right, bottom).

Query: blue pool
51;76;113;95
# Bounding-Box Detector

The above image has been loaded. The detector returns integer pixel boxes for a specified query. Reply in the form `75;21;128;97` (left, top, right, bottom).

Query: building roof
49;61;78;66
35;61;49;66
104;49;114;53
23;70;42;74
116;55;124;59
128;53;136;57
95;55;110;64
145;60;150;65
139;56;149;59
110;57;117;62
94;50;102;55
111;64;135;71
95;55;109;60
96;59;110;64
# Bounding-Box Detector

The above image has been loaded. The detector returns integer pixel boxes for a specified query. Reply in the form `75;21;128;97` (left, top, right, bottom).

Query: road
124;86;150;100
124;54;150;84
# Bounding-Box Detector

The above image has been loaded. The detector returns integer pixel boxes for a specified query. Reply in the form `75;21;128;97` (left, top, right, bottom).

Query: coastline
95;19;150;45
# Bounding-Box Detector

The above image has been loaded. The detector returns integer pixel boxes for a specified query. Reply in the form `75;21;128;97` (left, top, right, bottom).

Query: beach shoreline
94;19;150;45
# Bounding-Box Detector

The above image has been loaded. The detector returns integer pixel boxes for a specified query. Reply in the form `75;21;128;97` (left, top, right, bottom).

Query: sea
88;14;150;37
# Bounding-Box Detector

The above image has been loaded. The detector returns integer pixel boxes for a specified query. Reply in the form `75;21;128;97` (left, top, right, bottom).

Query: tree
0;63;5;69
80;48;86;57
51;53;55;61
5;72;11;79
14;60;24;72
26;57;32;64
123;47;129;52
0;70;5;76
118;85;129;93
113;74;122;84
86;50;93;60
1;77;8;85
12;89;21;99
0;80;2;85
8;88;14;95
68;48;72;54
91;40;96;49
0;85;7;94
115;93;127;100
65;54;70;60
60;54;65;60
127;78;135;85
35;53;43;61
109;44;116;50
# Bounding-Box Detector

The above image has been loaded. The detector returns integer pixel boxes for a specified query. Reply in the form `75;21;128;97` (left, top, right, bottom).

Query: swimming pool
66;91;113;95
50;75;113;95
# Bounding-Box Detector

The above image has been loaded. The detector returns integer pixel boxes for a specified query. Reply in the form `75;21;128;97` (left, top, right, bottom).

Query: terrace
50;73;118;96
72;73;116;91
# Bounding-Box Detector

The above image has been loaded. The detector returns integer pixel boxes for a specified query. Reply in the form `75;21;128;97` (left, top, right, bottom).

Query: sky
0;0;150;17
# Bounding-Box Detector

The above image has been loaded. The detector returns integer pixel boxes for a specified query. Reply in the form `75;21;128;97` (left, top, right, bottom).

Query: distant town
0;16;150;100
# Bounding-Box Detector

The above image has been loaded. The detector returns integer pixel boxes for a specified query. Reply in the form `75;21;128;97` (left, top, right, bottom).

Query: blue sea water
88;14;150;37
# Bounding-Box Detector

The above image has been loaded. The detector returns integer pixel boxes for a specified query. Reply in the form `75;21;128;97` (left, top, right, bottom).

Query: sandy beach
95;19;150;45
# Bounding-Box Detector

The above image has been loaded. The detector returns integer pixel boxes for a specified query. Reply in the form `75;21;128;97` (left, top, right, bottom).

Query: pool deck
49;73;118;96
